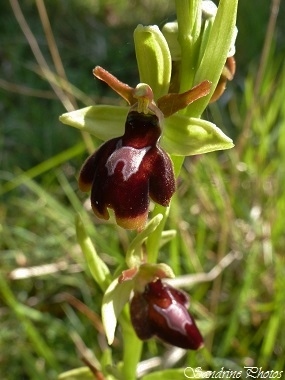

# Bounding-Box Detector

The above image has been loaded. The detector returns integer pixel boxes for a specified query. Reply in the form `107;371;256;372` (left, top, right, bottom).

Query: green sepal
161;115;234;156
134;25;172;100
101;277;134;345
75;214;111;292
59;105;128;141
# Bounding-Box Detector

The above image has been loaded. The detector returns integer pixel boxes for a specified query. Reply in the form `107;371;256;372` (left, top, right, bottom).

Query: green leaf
75;214;111;292
161;114;234;156
59;105;128;141
134;25;171;100
102;277;134;345
188;0;238;115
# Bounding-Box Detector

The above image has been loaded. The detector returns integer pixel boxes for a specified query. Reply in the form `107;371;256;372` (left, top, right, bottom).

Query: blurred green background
1;1;285;379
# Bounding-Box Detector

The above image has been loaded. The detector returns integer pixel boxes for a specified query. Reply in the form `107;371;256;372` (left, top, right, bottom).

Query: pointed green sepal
134;25;172;100
162;115;234;156
102;277;134;345
59;105;128;141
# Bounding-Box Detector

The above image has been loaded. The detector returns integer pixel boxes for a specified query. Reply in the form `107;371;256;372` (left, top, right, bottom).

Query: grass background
1;0;285;378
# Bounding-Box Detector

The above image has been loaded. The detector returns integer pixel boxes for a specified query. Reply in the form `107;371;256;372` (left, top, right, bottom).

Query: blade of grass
0;142;85;196
217;246;257;356
259;255;285;368
0;272;59;370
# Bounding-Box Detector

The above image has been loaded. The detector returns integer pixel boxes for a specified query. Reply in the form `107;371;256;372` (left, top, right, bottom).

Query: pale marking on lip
153;301;191;333
105;141;151;181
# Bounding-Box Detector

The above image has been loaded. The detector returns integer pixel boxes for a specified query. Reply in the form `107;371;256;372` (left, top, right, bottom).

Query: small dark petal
130;293;153;340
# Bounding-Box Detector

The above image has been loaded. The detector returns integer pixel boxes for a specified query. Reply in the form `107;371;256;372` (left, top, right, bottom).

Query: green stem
146;204;168;264
175;0;202;92
120;307;143;380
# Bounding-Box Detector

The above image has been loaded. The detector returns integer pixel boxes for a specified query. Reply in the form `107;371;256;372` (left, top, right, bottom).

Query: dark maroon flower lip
79;111;175;230
130;279;204;350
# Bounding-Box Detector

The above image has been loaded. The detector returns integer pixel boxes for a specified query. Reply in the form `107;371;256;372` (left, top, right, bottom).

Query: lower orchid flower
130;278;203;350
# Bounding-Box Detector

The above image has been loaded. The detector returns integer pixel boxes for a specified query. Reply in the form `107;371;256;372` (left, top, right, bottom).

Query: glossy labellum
130;279;204;350
79;110;175;230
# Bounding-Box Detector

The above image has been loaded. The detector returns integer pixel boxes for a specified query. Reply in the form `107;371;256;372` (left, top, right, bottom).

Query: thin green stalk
175;0;202;92
120;308;143;380
146;204;168;264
